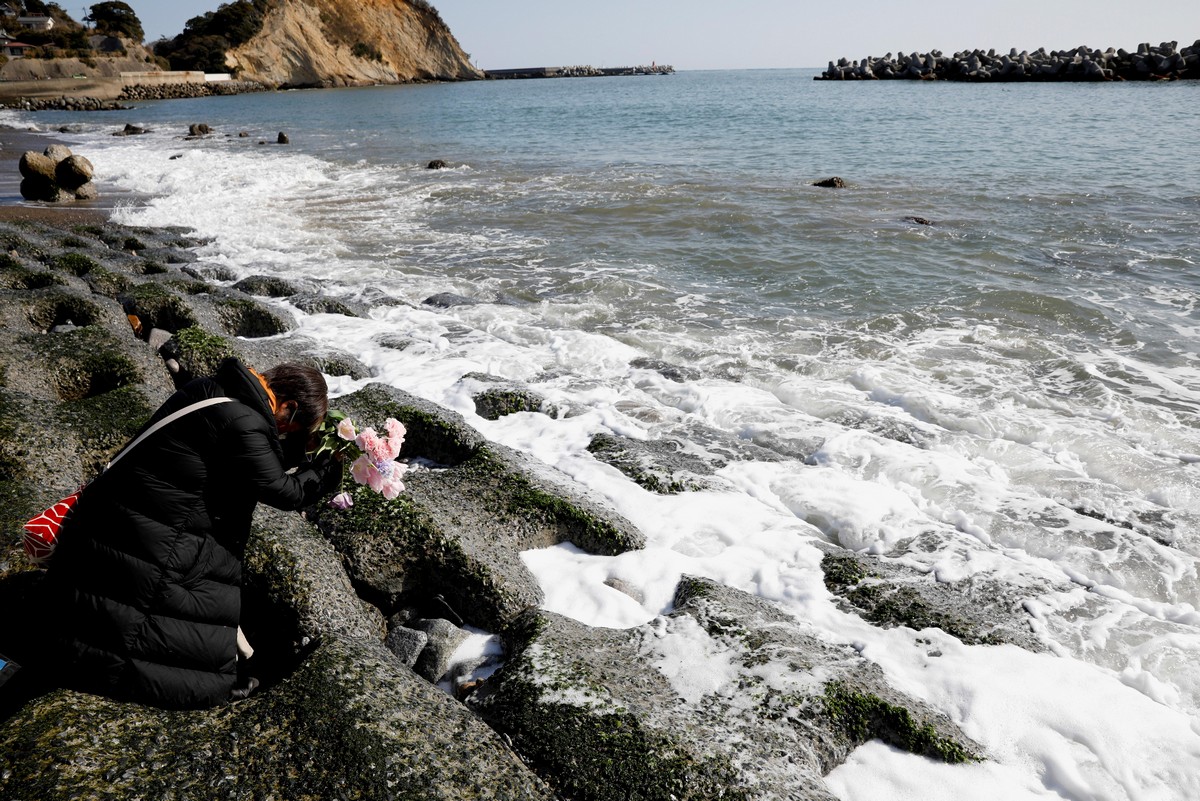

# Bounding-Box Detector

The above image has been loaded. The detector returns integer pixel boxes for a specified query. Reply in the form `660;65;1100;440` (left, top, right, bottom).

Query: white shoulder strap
106;396;236;470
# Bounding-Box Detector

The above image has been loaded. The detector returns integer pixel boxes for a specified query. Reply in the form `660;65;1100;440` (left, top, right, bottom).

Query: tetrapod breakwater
816;40;1200;82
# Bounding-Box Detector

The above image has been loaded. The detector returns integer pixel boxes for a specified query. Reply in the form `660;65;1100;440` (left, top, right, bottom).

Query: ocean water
7;68;1200;798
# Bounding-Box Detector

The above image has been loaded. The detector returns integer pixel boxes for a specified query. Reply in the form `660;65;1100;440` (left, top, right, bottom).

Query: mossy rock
56;383;158;476
335;386;641;556
233;274;299;297
119;283;199;333
629;356;702;383
168;326;242;382
137;260;169;276
215;297;295;338
20;326;144;401
0;264;65;291
312;384;643;628
472;386;556;421
58;235;92;249
820;550;1042;650
290;294;363;318
163;278;216;296
586;433;710;494
24;289;109;334
472;610;752;801
0;383;157;556
473;577;981;800
335;383;485;467
0;634;555;800
50;252;99;277
820;681;979;764
245;506;385;646
83;267;133;298
0;233;47;262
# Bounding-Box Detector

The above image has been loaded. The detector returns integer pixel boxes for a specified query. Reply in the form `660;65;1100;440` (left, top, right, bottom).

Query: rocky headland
224;0;482;88
0;0;481;113
0;136;1048;797
817;39;1200;81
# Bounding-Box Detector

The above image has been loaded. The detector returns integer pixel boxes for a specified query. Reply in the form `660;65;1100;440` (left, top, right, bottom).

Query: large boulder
17;146;99;204
54;155;94;190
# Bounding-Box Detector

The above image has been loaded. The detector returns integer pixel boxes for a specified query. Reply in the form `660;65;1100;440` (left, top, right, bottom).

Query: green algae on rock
820;549;1044;650
312;383;645;630
470;576;982;800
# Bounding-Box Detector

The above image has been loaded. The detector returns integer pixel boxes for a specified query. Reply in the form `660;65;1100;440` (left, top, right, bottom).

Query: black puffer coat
44;358;339;708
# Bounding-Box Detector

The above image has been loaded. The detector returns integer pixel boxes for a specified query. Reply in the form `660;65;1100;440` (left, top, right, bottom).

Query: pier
484;64;674;80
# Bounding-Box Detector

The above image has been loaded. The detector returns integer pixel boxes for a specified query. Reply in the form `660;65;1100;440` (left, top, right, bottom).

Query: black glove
298;453;343;505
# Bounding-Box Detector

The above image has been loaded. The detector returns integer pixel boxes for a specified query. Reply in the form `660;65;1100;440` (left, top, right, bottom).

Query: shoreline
0;120;137;220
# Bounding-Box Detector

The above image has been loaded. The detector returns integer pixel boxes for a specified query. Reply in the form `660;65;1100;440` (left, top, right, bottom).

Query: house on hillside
0;5;19;19
0;33;32;57
16;13;52;31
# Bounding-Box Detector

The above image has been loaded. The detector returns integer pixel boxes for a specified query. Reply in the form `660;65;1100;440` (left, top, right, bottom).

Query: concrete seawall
0;71;207;101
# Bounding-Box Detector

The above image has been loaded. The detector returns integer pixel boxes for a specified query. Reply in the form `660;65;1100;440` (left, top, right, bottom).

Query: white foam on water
52;119;1200;799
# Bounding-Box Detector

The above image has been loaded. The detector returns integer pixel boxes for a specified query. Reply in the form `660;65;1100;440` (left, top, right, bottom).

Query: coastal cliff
225;0;483;88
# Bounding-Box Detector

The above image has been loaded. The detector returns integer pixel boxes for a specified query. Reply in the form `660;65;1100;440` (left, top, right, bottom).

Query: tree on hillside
154;0;270;73
87;1;144;42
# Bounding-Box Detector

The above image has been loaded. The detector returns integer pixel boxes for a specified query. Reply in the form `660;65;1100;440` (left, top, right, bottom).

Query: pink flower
384;418;406;458
350;454;380;489
336;419;357;441
329;492;354;510
356;429;396;466
379;476;405;500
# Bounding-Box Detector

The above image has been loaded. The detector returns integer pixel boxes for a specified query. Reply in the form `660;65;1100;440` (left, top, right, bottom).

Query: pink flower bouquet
311;409;408;506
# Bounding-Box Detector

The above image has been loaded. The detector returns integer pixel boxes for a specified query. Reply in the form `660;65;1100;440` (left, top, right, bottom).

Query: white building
17;14;52;31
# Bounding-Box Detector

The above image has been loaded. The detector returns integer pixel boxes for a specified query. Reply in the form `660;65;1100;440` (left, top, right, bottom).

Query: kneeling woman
44;357;341;708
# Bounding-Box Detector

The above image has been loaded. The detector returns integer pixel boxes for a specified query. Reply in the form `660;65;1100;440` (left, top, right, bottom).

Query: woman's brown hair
262;364;329;431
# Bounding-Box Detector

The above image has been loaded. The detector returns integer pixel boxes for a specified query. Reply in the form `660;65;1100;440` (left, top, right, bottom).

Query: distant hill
0;1;165;83
156;0;481;87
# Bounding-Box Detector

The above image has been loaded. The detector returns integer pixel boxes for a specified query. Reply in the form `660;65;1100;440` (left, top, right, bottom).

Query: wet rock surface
819;547;1045;650
471;576;981;800
1;215;1007;799
309;383;646;630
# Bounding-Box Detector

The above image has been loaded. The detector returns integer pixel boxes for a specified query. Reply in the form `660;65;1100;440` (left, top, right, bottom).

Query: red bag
22;489;82;566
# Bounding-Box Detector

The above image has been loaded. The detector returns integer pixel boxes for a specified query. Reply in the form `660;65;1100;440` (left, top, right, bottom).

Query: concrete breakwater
485;64;674;79
817;40;1200;81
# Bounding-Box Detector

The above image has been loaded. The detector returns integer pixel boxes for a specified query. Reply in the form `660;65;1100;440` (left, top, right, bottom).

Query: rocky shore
817;39;1200;81
0;133;1041;798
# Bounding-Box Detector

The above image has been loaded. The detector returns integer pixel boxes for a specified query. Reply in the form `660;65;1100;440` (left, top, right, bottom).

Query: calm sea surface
10;68;1200;797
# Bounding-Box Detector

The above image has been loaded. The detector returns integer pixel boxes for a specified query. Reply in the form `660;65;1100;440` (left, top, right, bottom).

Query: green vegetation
86;2;144;42
154;0;269;74
821;682;980;764
173;326;237;378
52;252;99;276
9;2;91;53
352;42;382;62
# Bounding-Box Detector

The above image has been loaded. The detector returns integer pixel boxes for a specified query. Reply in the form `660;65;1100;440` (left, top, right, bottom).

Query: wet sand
0;123;114;224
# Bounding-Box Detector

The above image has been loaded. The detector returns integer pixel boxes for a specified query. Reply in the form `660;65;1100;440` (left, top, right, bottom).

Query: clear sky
122;0;1199;70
